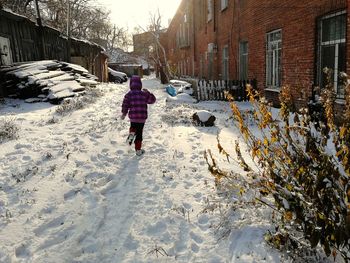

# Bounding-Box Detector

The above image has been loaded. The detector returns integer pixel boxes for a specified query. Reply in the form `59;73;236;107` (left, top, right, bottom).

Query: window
239;41;248;80
318;11;347;98
221;0;228;11
266;30;282;88
207;0;213;22
222;46;229;80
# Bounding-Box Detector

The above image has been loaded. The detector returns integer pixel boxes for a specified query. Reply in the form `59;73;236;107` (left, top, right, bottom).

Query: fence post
198;80;201;101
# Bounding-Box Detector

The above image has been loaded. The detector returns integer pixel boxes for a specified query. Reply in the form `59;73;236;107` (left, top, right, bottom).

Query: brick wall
162;0;348;107
236;0;347;106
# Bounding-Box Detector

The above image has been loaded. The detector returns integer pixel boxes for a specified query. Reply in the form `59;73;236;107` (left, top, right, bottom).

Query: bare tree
137;9;171;84
2;0;130;53
1;0;36;18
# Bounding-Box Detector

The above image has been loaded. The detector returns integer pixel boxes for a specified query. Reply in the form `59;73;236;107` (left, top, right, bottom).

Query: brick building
162;0;349;106
133;31;155;58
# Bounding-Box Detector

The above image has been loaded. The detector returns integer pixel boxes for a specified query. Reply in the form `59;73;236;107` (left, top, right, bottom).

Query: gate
0;36;13;65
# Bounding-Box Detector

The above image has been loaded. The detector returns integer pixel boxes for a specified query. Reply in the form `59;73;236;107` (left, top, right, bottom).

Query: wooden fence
196;79;257;101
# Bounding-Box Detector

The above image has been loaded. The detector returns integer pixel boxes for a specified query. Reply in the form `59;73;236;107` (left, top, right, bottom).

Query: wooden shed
0;9;108;83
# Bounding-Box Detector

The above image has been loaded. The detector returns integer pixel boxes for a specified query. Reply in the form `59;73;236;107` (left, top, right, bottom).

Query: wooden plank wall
0;10;103;65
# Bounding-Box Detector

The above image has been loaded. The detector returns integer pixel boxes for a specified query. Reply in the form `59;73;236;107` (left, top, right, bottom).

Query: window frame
266;29;282;89
317;10;347;99
207;0;213;22
239;41;248;80
222;45;229;80
221;0;228;11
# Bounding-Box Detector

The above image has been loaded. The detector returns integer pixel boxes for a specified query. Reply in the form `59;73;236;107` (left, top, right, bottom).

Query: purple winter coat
121;76;156;123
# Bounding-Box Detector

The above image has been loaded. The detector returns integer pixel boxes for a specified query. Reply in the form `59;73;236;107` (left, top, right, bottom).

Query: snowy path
0;78;282;262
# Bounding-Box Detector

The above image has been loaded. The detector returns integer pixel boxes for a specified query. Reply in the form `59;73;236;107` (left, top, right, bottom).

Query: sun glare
96;0;182;30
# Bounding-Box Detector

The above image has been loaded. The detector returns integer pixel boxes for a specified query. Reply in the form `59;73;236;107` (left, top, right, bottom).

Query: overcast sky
95;0;182;32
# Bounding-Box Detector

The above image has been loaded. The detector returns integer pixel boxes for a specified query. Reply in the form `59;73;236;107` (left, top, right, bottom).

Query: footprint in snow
197;214;209;225
15;244;31;258
191;243;200;253
22;155;32;161
152;185;160;192
116;149;125;155
34;215;66;236
184;181;194;189
63;188;81;201
182;202;192;210
190;231;204;244
193;192;203;200
146;221;167;235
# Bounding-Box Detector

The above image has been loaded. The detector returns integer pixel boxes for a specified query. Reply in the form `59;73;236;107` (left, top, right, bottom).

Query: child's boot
126;128;136;145
135;141;145;156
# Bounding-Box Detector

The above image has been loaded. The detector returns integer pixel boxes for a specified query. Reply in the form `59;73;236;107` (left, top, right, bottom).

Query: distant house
162;0;349;109
0;8;108;82
132;30;166;75
133;31;155;58
108;63;143;78
109;47;150;76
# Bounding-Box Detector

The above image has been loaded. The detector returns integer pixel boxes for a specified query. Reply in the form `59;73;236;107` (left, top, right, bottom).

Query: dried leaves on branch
207;72;350;260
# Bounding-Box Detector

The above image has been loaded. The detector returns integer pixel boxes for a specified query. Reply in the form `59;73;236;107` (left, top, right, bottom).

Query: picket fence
196;79;257;101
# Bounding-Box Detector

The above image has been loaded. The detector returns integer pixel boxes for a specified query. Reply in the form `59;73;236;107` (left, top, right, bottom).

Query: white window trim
239;41;248;80
318;10;347;98
221;0;228;11
322;10;346;20
266;29;282;89
222;45;229;80
207;0;213;22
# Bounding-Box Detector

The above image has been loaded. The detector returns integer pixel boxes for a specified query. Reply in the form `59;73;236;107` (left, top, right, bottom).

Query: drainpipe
213;0;218;79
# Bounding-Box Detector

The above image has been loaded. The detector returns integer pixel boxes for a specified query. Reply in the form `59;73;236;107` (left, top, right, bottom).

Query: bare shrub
55;87;104;115
0;117;19;143
207;72;350;261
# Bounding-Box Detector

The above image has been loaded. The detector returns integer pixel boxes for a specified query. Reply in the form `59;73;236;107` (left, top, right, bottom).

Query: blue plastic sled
166;85;177;97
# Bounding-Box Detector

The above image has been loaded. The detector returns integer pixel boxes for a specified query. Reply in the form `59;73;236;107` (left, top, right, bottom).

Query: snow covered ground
0;77;305;262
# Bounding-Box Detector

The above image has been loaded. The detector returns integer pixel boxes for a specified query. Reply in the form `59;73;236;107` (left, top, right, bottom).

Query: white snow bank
169;79;192;87
166;93;197;104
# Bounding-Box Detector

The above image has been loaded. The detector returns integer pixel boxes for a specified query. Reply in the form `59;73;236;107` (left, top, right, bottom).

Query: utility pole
34;0;45;59
67;0;71;62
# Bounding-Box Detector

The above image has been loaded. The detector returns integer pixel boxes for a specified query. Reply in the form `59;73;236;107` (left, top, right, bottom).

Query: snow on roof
108;48;150;69
1;9;104;52
70;37;105;51
1;8;32;21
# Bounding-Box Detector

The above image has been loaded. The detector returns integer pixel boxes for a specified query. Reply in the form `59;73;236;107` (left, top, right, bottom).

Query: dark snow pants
130;122;145;150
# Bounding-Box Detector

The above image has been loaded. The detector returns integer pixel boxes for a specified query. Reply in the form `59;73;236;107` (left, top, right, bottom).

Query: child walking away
121;75;156;156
